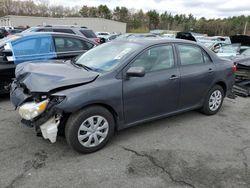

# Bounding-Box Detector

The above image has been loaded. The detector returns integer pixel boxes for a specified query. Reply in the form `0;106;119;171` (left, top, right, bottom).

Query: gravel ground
0;95;250;188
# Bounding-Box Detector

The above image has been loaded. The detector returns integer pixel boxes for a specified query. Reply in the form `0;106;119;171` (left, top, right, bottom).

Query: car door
10;35;56;64
123;44;180;124
176;43;215;109
53;36;95;60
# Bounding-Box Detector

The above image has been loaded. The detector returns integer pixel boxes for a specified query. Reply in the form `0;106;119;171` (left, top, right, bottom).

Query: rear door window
203;52;213;63
80;30;97;38
10;35;56;64
131;45;175;73
177;45;204;65
54;36;94;52
12;36;54;56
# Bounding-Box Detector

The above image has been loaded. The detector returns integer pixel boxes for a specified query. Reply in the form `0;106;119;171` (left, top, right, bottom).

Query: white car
96;32;110;38
1;26;14;30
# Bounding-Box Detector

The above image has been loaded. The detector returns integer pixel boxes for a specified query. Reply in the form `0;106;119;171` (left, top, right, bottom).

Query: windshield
75;42;141;72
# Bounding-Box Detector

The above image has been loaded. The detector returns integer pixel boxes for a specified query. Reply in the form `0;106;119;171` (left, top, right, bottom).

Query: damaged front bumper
40;116;60;143
10;81;65;143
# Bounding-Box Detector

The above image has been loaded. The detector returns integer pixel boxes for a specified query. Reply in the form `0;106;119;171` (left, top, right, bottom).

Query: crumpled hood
15;60;99;93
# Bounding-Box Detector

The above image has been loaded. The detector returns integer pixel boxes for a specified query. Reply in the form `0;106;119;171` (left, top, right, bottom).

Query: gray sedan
10;39;235;153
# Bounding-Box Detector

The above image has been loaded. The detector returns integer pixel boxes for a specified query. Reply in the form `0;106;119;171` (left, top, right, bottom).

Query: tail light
94;38;100;44
232;64;237;72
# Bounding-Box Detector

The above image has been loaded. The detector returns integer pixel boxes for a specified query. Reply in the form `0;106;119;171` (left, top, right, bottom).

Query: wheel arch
214;81;227;95
78;102;119;129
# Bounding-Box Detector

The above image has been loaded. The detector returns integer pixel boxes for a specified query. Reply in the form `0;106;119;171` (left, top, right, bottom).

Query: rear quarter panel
214;58;234;95
200;45;234;96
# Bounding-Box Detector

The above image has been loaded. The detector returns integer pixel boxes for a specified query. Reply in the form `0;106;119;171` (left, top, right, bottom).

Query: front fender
53;78;124;122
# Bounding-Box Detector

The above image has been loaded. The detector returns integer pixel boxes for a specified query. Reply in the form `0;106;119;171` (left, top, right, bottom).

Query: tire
200;85;224;115
65;106;115;153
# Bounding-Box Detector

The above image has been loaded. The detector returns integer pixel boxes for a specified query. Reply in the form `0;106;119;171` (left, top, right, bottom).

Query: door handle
208;68;214;73
169;75;179;80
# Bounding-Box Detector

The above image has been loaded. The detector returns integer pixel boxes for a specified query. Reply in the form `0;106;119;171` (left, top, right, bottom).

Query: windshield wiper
74;63;93;71
68;59;93;71
69;59;103;72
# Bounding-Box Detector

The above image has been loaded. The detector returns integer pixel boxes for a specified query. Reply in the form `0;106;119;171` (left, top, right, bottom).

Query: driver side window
131;45;174;73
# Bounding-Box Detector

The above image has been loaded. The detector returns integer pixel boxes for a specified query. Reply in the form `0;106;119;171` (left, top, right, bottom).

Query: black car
0;32;97;93
10;39;235;153
0;28;9;39
8;29;23;35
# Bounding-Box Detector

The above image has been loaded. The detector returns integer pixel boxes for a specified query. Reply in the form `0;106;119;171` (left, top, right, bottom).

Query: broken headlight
19;100;49;120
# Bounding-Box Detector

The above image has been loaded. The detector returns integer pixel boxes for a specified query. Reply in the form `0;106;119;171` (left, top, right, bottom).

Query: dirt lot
0;95;250;188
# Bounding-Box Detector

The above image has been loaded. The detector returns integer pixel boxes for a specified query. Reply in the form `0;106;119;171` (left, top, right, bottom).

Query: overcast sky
49;0;250;18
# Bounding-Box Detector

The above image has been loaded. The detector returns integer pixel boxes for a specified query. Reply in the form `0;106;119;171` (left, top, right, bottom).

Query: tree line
0;0;249;36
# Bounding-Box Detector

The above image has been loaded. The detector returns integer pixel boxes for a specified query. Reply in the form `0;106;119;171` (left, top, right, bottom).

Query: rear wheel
200;85;224;115
65;106;115;153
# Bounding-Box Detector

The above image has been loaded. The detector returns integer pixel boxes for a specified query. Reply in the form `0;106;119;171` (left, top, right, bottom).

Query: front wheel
200;85;224;115
65;106;115;153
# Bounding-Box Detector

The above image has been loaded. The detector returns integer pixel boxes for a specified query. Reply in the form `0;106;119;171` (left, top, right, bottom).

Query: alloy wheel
209;90;222;111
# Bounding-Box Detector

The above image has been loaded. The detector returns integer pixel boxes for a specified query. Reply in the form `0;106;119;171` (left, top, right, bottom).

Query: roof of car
28;26;90;30
113;38;198;46
16;31;86;38
4;32;97;45
111;38;219;60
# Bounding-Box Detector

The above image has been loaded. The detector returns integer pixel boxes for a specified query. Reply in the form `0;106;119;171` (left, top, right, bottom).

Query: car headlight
19;100;49;120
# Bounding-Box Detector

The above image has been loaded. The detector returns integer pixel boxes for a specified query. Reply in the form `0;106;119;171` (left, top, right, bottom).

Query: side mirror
126;67;145;78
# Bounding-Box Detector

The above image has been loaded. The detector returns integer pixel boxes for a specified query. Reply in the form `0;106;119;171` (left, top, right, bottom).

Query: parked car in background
0;28;9;39
240;48;250;57
95;32;110;38
115;33;160;40
230;34;250;56
1;26;14;30
8;29;23;35
106;34;121;41
230;35;250;47
214;43;241;60
200;41;229;51
199;40;240;60
10;39;235;153
176;32;196;42
23;25;101;44
95;32;111;44
232;57;250;97
162;33;175;38
0;32;97;94
209;36;231;43
239;46;250;54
